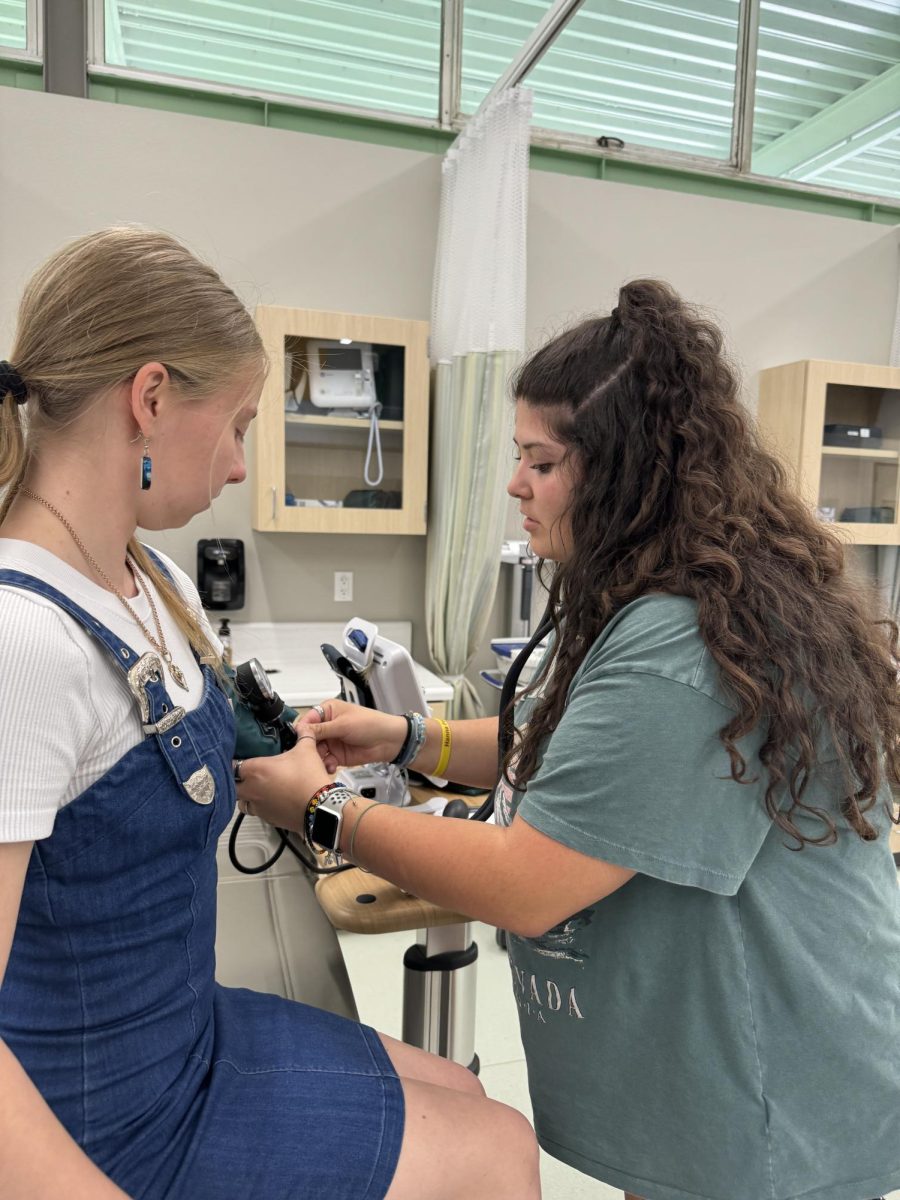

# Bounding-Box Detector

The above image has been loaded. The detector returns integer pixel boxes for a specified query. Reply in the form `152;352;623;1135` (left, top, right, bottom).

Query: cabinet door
253;307;429;535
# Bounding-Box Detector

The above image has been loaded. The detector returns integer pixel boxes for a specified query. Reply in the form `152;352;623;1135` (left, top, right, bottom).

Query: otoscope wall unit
252;306;430;535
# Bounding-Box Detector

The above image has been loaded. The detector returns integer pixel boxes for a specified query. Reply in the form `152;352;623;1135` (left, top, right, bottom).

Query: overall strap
0;568;218;807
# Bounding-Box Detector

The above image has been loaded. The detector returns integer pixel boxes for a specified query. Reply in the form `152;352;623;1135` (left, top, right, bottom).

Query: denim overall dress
0;569;404;1200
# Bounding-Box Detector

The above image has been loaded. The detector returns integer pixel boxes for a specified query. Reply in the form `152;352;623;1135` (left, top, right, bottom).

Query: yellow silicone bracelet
433;718;452;777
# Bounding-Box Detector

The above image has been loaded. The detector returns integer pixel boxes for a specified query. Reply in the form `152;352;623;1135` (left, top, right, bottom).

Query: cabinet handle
271;486;277;521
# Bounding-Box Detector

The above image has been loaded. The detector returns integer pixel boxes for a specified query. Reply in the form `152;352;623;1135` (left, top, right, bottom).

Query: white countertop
227;621;453;708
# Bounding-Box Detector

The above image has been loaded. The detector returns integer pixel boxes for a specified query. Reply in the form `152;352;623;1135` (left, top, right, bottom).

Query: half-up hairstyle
0;226;267;667
507;279;900;849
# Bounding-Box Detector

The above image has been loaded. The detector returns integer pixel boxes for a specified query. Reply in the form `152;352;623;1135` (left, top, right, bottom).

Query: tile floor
338;921;899;1200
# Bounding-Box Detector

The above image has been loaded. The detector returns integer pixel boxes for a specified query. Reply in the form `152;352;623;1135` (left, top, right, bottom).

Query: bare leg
379;1034;541;1200
378;1033;486;1096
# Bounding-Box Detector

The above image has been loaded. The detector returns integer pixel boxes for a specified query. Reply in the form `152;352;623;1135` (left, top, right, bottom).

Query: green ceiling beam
800;112;900;182
753;61;900;176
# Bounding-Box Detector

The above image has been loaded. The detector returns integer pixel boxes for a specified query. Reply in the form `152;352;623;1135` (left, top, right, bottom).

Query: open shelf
285;413;404;432
821;446;899;461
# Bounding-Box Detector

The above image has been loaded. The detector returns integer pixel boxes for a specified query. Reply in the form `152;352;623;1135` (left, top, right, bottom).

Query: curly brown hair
507;279;900;849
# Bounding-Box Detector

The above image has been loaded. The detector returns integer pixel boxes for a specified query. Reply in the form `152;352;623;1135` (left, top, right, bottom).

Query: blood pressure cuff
222;662;300;758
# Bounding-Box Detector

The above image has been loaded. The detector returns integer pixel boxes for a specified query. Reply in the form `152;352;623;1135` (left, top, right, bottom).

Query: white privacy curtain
426;87;532;718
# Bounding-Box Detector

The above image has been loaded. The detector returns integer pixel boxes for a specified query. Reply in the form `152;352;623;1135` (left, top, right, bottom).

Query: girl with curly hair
247;279;900;1200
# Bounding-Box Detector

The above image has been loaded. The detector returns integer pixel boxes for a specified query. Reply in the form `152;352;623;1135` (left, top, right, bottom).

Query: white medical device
306;339;377;411
320;618;436;805
342;618;431;717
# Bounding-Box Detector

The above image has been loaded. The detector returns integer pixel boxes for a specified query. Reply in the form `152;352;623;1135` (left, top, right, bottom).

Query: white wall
2;86;897;703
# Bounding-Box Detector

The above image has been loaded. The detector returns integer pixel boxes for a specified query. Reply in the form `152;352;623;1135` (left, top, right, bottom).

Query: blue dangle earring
140;434;152;491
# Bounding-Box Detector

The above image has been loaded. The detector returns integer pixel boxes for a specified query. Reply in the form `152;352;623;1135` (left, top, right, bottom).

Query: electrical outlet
334;571;353;602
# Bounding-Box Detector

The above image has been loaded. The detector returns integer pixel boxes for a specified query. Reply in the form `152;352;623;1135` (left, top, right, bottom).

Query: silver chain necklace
19;487;189;691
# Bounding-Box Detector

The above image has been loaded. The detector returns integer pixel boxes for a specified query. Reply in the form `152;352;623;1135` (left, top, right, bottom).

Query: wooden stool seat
315;867;472;934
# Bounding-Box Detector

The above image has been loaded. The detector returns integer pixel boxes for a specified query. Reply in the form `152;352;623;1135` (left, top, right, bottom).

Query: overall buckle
127;651;186;735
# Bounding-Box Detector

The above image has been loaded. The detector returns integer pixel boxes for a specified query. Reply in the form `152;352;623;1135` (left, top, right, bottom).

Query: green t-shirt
498;594;900;1200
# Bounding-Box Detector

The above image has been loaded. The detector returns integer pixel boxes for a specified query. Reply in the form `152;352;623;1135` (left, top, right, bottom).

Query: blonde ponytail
0;395;27;524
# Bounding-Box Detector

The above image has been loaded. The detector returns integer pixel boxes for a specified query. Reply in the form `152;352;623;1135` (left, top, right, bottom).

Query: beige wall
525;170;897;384
2;87;897;706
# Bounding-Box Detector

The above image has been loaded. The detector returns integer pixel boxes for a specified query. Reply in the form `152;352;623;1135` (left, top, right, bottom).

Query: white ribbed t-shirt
0;539;220;843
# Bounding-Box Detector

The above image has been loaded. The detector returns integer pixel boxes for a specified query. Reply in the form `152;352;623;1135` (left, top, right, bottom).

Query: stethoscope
471;605;555;823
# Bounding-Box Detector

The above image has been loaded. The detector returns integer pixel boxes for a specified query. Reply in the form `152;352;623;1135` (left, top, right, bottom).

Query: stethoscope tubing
472;606;555;823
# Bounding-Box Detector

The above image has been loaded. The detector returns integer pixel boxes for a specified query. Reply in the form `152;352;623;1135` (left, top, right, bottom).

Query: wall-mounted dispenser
197;539;245;610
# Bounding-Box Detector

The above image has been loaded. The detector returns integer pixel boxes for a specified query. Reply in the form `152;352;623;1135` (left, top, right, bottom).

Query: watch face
311;806;340;851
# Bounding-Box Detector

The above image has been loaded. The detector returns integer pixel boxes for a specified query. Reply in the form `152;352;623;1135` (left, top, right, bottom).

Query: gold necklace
18;487;189;691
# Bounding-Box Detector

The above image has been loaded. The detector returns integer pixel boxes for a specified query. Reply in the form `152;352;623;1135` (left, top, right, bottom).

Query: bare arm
294;701;501;791
239;742;634;938
0;841;132;1200
334;800;635;938
413;715;500;788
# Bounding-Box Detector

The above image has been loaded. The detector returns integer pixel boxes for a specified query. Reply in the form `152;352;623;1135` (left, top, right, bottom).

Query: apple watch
306;784;354;852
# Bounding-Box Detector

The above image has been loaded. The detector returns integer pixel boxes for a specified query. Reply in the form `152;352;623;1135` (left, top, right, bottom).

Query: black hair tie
0;361;28;405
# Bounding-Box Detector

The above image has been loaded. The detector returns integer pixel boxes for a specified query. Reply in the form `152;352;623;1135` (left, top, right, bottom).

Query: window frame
86;0;450;133
29;0;890;211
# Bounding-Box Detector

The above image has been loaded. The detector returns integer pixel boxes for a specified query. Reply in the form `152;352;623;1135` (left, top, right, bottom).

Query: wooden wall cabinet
252;306;430;535
757;360;900;546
